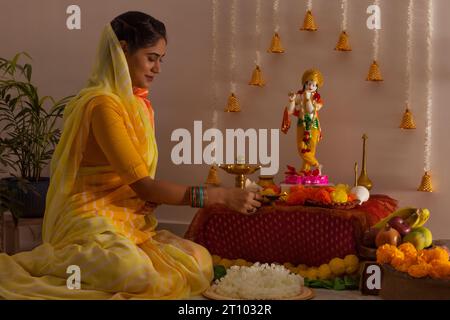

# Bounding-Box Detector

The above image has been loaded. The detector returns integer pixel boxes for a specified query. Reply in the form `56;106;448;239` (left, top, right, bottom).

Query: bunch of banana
405;208;430;228
373;207;430;230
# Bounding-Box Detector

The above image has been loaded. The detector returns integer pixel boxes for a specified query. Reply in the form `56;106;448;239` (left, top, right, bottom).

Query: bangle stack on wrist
190;186;208;208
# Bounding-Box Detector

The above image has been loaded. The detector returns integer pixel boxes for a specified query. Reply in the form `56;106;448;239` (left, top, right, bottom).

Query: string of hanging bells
400;107;416;129
268;32;284;53
367;60;383;81
335;30;352;51
300;10;318;31
418;171;433;192
249;65;265;87
225;93;241;112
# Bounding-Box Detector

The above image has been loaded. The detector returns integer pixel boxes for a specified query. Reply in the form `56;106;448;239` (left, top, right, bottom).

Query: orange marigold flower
427;247;449;262
392;255;414;273
418;249;431;263
290;185;305;193
393;262;409;273
428;260;450;279
398;243;418;260
315;189;332;204
417;247;449;264
376;244;402;264
286;191;307;205
408;263;431;278
306;187;319;199
417;256;427;265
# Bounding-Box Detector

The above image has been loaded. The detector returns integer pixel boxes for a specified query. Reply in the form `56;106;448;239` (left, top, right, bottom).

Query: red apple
362;228;380;247
375;226;401;248
388;216;411;236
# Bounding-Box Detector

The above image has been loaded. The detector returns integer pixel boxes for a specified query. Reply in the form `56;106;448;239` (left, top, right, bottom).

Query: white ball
351;186;370;203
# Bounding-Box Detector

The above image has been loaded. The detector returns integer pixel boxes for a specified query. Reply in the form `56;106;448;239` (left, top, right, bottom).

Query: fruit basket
376;240;450;300
304;199;361;210
381;264;450;300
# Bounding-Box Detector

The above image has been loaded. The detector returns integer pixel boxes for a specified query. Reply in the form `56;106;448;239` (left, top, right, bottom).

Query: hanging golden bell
400;107;416;129
224;93;241;112
335;30;352;51
366;60;383;81
268;32;285;53
300;10;318;31
418;171;433;192
249;65;265;87
205;164;221;186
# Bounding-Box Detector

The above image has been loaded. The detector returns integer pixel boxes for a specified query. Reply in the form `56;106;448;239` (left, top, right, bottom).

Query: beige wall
1;0;449;238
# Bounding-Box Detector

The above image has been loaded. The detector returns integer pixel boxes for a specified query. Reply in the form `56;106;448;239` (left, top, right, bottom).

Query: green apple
403;231;426;250
412;227;433;248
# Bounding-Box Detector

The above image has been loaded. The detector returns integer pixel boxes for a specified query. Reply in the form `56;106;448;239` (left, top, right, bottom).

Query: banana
373;207;419;229
416;208;430;228
404;211;421;228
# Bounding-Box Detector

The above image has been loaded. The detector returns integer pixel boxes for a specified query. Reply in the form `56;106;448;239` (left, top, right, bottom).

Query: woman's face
122;38;167;89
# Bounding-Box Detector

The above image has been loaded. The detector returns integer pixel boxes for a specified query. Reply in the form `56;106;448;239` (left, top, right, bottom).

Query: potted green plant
1;145;39;225
0;52;73;221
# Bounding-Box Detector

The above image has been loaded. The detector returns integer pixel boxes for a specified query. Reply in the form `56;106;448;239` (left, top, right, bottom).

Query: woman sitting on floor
0;11;262;299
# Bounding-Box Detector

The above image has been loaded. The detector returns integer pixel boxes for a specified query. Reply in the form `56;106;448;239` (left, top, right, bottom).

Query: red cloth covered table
185;195;397;267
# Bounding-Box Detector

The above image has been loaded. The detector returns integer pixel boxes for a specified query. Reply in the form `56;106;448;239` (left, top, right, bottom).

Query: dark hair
111;11;167;53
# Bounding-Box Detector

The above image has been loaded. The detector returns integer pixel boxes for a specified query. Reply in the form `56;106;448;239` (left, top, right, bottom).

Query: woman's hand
208;187;263;215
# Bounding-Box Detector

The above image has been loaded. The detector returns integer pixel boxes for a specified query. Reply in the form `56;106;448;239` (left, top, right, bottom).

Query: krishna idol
281;69;329;186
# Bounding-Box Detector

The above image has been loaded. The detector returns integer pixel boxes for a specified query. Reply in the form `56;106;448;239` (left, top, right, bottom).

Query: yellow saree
0;24;212;299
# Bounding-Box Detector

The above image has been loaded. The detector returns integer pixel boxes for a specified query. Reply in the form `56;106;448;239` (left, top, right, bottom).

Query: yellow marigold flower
344;255;359;267
283;262;295;269
297;264;308;270
233;258;248;267
343;255;360;274
346;263;360;275
297;269;308;278
408;263;431;278
288;266;298;273
318;264;332;280
329;258;346;276
212;255;222;265
219;258;233;268
398;243;418;260
305;268;318;280
376;244;400;264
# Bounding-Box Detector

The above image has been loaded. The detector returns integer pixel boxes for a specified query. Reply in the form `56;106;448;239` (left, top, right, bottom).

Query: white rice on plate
210;262;304;300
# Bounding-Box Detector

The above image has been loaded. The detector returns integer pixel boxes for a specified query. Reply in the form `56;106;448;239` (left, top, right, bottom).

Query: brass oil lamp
219;162;261;189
